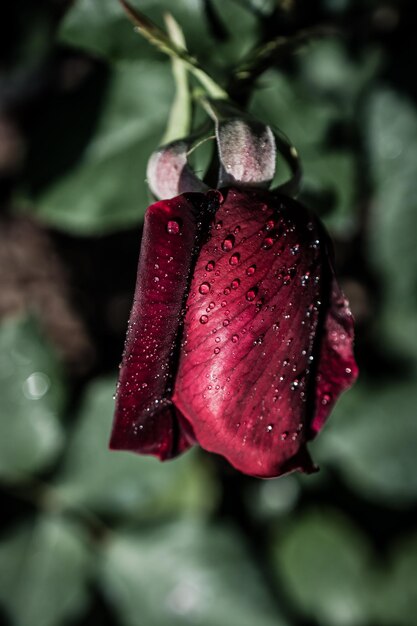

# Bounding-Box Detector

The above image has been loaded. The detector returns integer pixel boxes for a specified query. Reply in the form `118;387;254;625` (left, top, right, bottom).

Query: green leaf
208;0;261;68
99;521;289;626
303;150;356;232
58;0;211;63
299;38;380;106
365;88;417;358
250;70;338;149
249;70;356;231
373;532;417;626
28;60;173;234
0;516;90;626
273;509;373;626
54;377;218;518
312;379;417;504
0;317;65;480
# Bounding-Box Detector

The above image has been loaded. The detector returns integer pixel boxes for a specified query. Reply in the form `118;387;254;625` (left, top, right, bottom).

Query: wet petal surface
110;193;211;459
173;187;355;477
311;277;358;436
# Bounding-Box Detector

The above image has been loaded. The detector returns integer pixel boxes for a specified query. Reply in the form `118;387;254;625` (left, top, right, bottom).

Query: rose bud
110;117;358;478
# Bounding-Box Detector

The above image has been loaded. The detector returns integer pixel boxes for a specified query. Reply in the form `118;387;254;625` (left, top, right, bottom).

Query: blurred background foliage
1;0;417;625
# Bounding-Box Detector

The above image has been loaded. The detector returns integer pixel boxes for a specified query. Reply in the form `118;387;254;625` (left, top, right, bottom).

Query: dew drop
231;278;240;289
231;334;239;343
221;300;227;307
214;347;220;355
246;265;256;276
223;319;230;327
266;424;273;432
345;367;352;374
291;244;300;255
321;393;331;406
234;225;241;234
281;431;289;441
222;234;235;251
224;287;231;296
290;379;299;391
262;237;274;249
215;220;223;230
229;253;240;266
200;315;208;324
167;220;180;234
199;282;210;294
272;322;280;331
246;287;258;302
206;260;215;272
265;219;275;231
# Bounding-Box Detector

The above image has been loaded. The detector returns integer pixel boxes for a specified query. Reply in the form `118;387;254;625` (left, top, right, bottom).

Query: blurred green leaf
373;532;417;626
0;317;65;481
299;38;380;106
365;88;417;358
99;520;289;626
312;380;417;504
29;60;173;234
208;0;261;68
0;515;90;626
58;0;210;63
250;70;356;231
250;70;338;148
55;377;218;518
59;0;258;74
273;509;373;626
303;150;356;232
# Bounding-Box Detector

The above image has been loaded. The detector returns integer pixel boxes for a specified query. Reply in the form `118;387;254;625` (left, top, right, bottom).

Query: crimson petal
310;276;358;437
110;192;215;459
173;187;356;477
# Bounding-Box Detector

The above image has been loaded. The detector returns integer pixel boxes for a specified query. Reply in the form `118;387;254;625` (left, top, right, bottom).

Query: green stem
119;0;228;100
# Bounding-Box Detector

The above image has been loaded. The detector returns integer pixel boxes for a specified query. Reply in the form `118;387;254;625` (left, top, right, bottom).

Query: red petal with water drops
110;192;213;460
310;276;358;436
173;187;356;477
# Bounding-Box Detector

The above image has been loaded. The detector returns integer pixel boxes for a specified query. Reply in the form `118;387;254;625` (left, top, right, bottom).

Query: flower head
110;116;358;477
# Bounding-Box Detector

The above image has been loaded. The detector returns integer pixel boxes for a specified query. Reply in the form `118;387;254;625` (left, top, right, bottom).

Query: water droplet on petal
222;234;235;251
229;253;240;266
214;347;220;355
281;431;289;441
321;393;331;405
167;220;180;234
200;315;208;324
266;424;273;432
291;244;300;255
231;334;239;343
231;278;240;289
206;260;215;272
262;237;274;249
246;287;258;302
265;219;275;231
290;379;299;391
199;282;210;294
246;265;256;276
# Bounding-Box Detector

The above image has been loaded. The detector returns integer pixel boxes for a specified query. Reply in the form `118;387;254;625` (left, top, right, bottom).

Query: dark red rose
110;186;357;477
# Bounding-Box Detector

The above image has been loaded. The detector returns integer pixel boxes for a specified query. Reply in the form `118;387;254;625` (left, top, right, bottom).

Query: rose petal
110;193;212;460
173;187;330;477
310;276;359;437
